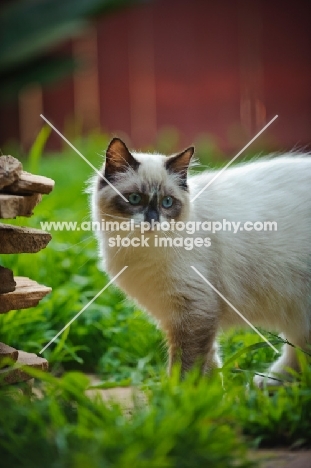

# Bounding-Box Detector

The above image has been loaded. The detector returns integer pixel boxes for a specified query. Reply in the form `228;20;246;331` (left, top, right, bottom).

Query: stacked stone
0;155;54;388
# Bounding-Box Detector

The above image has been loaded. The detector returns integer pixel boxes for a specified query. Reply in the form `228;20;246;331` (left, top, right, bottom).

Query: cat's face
95;138;194;227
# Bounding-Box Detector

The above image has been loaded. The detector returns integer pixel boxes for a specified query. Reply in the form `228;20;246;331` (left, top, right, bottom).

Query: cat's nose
144;208;160;223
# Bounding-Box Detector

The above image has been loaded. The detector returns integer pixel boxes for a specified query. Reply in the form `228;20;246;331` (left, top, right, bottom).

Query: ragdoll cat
91;137;311;386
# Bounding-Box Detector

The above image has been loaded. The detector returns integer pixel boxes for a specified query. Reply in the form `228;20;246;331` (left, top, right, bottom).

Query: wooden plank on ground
0;277;51;313
0;266;16;293
0;342;18;368
0;193;42;218
0;223;51;253
2;171;55;195
0;156;22;190
0;351;48;385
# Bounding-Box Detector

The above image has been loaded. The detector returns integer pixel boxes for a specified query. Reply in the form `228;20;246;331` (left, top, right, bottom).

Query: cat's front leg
166;312;220;376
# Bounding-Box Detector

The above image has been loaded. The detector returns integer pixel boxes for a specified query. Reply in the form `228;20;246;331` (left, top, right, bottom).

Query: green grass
0;131;310;466
0;369;256;468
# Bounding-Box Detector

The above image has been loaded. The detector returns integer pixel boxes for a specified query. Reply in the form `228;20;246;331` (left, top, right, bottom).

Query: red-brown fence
1;0;311;154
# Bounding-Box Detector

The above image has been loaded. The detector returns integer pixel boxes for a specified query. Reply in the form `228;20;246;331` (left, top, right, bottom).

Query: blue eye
162;196;173;208
128;193;142;205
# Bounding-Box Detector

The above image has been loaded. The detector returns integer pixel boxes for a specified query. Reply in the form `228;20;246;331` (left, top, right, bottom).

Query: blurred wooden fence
1;0;311;153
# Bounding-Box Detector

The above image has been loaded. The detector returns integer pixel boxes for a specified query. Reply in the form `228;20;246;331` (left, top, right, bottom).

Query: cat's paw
253;373;283;389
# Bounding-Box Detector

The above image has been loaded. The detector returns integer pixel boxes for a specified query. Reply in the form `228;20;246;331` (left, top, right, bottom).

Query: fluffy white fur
92;143;311;386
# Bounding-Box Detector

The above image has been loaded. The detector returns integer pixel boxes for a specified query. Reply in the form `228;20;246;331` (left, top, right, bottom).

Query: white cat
91;138;311;386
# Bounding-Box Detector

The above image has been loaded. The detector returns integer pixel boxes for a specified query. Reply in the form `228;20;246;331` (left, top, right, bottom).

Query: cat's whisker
81;215;92;223
76;255;94;271
158;230;187;264
112;230;136;259
101;212;129;221
167;229;183;239
56;235;94;251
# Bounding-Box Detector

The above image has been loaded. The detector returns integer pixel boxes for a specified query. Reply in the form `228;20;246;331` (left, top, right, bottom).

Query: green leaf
28;125;52;174
222;340;281;370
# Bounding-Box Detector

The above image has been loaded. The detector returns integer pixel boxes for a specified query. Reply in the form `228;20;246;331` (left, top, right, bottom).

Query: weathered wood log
2;171;54;195
0;342;18;368
0;156;22;190
0;266;16;293
0;193;42;218
3;378;35;397
0;223;51;254
0;351;48;385
0;277;51;313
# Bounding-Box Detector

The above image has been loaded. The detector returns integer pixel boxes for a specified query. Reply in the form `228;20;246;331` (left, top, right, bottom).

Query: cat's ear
104;138;140;181
165;147;194;187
